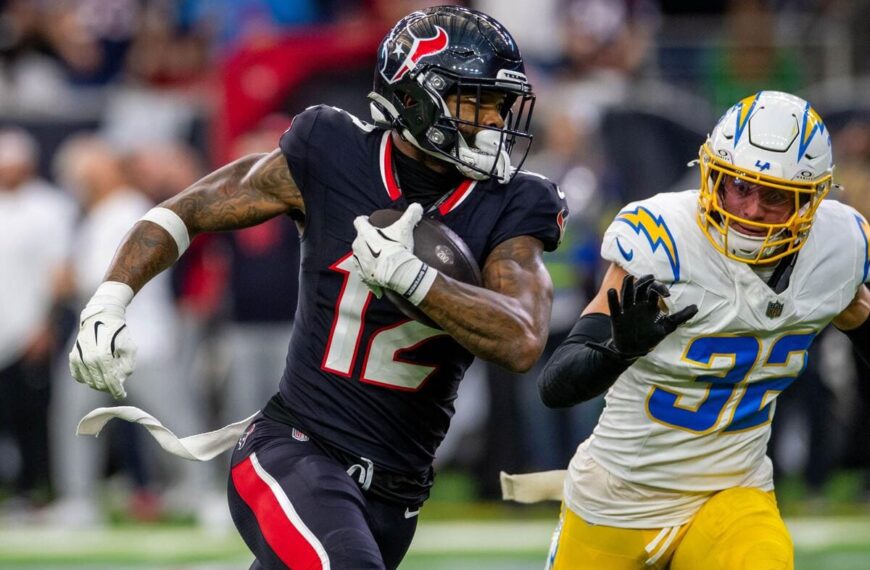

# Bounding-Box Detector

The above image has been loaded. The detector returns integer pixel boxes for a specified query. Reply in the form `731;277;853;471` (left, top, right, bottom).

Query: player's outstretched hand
351;203;437;305
590;274;697;361
68;293;137;400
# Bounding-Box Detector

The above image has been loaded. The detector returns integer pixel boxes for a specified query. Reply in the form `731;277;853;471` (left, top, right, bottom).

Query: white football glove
351;202;437;306
69;282;137;400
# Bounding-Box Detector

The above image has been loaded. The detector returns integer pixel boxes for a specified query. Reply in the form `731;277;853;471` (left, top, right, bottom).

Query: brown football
368;208;483;328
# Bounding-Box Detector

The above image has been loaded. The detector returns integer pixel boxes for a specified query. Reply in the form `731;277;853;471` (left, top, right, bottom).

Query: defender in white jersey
537;91;870;569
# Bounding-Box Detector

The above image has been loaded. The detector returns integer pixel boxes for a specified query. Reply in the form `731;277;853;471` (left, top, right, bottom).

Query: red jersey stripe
438;179;476;215
380;132;401;200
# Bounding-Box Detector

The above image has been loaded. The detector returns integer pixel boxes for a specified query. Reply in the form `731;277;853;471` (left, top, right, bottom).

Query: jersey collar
379;131;478;215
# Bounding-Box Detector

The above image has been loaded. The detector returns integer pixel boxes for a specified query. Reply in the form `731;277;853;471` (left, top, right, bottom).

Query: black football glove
589;274;698;361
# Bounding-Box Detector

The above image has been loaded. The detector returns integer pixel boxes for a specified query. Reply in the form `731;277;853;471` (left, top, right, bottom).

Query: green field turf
1;517;869;569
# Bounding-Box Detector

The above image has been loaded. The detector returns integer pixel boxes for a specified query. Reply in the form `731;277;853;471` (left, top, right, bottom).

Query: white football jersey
565;190;869;527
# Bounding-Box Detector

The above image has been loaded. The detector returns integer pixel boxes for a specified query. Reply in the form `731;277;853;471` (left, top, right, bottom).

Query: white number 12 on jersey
321;253;447;391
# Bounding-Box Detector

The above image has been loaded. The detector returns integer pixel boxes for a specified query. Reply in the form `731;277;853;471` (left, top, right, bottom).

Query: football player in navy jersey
68;6;566;569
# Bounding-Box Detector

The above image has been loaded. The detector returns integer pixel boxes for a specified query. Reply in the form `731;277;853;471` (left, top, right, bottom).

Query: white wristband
140;207;190;258
397;260;438;306
81;281;135;320
90;281;135;308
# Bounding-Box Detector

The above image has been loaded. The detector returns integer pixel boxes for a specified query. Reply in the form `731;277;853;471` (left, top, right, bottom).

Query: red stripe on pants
232;455;324;569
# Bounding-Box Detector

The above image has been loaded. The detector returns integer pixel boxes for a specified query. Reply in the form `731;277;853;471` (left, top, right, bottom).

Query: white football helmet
697;91;834;264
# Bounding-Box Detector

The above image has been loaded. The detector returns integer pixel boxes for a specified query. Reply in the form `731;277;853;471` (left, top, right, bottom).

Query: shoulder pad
486;170;568;253
318;105;378;133
827;200;870;284
855;214;870;283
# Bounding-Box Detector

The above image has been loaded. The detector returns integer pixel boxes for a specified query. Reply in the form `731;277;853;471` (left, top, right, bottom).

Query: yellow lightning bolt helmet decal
617;207;681;281
798;102;826;161
732;92;761;147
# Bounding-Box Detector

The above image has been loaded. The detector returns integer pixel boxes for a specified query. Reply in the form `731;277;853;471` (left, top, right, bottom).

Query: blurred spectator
218;117;300;423
832;117;870;497
837;119;870;216
40;0;140;87
527;119;609;463
546;0;659;131
0;128;75;511
0;1;72;116
180;0;327;56
473;0;563;68
215;0;406;161
0;1;44;63
123;141;206;205
849;0;870;75
123;138;235;526
769;336;839;497
703;0;802;111
48;134;206;524
0;0;212;120
125;0;210;87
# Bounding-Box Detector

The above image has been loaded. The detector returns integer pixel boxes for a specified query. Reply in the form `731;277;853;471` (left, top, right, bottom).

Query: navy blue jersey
277;105;566;475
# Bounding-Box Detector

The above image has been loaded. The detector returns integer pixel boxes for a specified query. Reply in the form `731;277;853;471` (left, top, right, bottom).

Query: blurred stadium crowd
0;0;869;529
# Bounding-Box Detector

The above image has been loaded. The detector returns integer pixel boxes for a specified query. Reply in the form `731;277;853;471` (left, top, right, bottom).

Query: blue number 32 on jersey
646;332;816;433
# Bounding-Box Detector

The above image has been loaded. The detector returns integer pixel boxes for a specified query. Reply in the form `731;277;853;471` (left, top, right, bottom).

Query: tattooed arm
70;149;302;398
106;149;303;292
418;236;553;373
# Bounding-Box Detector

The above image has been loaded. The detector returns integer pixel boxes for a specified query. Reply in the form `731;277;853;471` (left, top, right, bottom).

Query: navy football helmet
369;6;535;183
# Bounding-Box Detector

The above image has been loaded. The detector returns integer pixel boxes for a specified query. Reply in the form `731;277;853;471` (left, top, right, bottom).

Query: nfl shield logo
766;300;784;318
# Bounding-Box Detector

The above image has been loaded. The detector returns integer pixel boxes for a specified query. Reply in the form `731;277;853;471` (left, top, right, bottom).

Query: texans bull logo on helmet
383;26;450;84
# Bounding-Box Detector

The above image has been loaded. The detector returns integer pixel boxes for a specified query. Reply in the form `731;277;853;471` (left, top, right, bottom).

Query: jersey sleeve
843;204;870;285
601;201;683;284
278;105;322;202
487;174;567;253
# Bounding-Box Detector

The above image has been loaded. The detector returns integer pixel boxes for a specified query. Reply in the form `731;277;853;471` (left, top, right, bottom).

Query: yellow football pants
548;488;793;570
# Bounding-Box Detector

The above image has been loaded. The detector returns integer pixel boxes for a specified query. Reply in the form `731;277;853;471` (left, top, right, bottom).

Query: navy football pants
228;417;418;569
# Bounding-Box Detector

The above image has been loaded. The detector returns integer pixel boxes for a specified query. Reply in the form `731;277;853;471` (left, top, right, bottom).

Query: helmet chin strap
455;129;512;183
724;225;785;262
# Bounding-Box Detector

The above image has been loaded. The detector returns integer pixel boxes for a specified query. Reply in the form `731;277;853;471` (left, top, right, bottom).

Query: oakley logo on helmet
384;26;449;84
